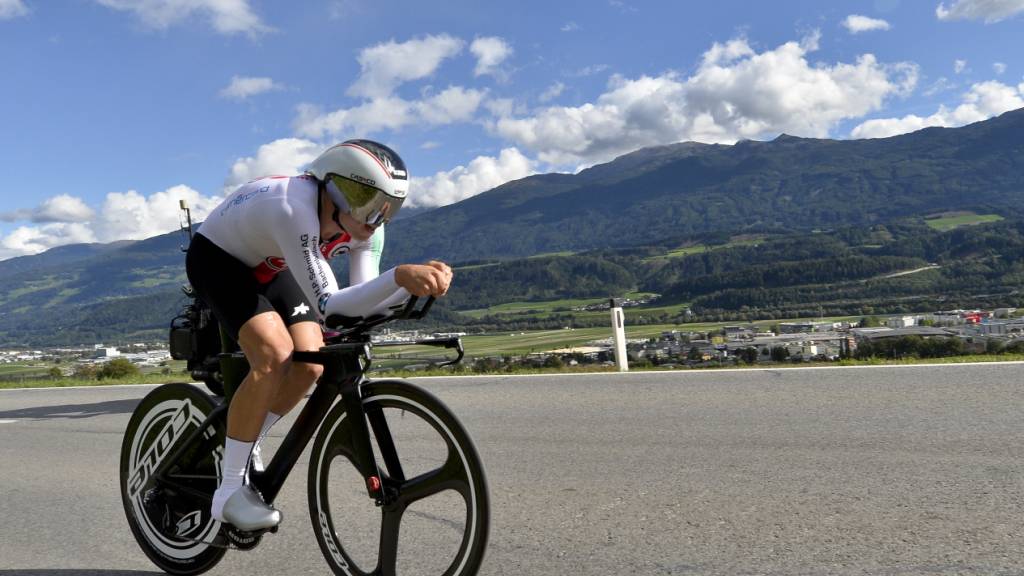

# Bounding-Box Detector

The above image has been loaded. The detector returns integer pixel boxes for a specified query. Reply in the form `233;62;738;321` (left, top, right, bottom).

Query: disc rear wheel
120;383;227;575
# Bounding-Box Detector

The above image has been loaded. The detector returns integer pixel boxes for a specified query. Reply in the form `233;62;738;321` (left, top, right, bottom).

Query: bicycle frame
151;296;457;513
149;344;378;513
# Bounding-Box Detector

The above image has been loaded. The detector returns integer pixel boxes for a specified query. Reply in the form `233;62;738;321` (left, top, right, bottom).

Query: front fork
293;344;397;505
339;381;388;503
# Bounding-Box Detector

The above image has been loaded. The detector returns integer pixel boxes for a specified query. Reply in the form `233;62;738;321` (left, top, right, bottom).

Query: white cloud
295;99;410;139
570;64;609;77
348;34;464;98
0;186;223;259
224;138;321;191
561;21;580;32
95;0;269;36
219;75;284;100
470;36;513;78
924;77;957;96
409;148;537;208
851;80;1024;138
35;195;96;222
842;14;892;33
0;0;29;20
95;186;221;242
294;87;485;140
936;0;1024;22
539;81;566;103
700;37;755;67
494;33;918;165
1;194;95;223
993;62;1007;74
608;0;638;13
0;223;96;260
416;86;487;124
955;59;968;74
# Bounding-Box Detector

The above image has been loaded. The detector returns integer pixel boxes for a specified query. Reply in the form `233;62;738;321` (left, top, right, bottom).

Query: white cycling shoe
217;486;281;531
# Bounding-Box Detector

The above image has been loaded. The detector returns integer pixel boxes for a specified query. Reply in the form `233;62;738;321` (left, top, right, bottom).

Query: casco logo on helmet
349;173;376;187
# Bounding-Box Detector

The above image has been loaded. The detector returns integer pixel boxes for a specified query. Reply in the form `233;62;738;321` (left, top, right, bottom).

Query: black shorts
185;233;317;341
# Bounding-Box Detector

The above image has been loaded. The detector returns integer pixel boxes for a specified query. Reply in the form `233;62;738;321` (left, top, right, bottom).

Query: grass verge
0;372;190;390
4;354;1023;390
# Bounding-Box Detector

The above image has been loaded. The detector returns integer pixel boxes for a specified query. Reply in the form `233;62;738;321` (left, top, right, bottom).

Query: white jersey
199;175;407;320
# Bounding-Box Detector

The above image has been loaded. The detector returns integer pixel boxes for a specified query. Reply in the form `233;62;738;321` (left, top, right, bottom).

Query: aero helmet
306;139;408;227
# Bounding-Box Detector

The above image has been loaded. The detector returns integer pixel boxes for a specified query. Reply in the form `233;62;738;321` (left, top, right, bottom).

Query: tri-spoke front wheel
309;380;489;576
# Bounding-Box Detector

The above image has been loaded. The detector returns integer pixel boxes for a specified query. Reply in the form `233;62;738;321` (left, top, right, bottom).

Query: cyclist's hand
427;260;453;287
395;263;452;297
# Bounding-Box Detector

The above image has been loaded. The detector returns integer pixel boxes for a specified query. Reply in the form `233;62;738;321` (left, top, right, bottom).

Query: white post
610;298;628;372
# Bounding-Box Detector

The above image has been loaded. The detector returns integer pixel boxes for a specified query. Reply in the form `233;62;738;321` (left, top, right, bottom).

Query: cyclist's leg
208;311;291;526
262;270;325;418
248;321;324;472
270;321;325;416
230;311;295;441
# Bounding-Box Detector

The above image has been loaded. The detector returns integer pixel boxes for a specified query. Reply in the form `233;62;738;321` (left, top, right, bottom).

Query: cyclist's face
337;210;378;241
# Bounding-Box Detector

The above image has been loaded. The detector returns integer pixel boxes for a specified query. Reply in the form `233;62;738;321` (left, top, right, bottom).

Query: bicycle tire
120;383;227;575
309;379;490;576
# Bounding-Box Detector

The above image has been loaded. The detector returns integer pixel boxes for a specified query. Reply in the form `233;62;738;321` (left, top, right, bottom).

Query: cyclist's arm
348;224;384;285
275;213;408;319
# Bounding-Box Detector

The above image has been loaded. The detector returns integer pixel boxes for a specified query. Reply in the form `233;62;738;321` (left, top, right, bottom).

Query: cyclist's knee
290;359;323;384
248;345;292;380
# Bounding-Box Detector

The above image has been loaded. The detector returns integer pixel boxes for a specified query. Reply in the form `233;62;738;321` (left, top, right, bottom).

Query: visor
328;174;404;226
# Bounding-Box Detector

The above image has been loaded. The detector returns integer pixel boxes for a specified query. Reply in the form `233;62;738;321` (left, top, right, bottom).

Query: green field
643;236;766;263
458;295;710;325
459;292;658;319
454;251;577;272
379;315;862;360
0;364;51;380
924;212;1004;231
380;325;669;358
2;276;67;304
458;316;860;357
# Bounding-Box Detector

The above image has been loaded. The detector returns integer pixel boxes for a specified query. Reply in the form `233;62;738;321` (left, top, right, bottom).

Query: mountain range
1;108;1023;346
381;107;1024;265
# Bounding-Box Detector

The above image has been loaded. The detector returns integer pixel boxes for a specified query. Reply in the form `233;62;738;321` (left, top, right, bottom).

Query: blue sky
1;0;1023;259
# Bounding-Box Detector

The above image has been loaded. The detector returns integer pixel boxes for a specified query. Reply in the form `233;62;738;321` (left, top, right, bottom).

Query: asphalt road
2;363;1024;576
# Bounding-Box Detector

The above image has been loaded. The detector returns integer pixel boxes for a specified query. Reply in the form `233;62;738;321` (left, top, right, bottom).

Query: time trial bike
120;296;490;576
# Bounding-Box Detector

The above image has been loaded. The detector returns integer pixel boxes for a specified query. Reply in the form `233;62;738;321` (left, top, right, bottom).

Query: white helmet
306;139;408;226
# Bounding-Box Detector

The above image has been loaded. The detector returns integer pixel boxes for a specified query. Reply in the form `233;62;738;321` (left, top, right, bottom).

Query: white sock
211;437;254;522
251;412;282;473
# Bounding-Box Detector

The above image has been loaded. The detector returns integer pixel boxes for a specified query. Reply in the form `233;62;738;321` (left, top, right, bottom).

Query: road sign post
610;298;628;372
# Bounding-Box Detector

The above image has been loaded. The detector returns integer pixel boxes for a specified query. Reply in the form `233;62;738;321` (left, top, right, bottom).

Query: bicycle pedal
225;527;265;550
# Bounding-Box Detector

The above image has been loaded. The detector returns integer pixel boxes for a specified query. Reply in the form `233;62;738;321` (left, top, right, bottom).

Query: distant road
2;363;1024;575
880;264;941;279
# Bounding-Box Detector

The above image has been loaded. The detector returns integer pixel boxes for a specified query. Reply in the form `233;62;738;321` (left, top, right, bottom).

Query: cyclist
186;139;452;531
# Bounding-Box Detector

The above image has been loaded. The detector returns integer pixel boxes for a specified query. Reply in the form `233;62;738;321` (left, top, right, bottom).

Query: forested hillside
416;218;1021;332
